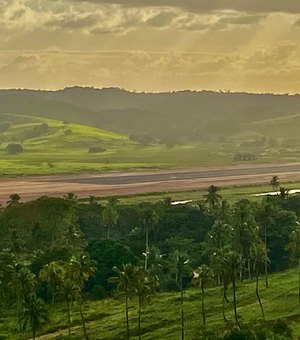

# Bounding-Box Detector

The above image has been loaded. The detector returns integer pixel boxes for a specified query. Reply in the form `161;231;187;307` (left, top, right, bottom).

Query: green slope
1;269;299;339
2;110;300;176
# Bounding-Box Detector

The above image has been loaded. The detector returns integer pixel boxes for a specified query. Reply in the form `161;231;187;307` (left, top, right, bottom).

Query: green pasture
1;269;299;339
1;113;300;176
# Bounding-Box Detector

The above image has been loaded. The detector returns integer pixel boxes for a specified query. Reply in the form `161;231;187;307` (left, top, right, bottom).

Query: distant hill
1;88;300;143
2;88;300;175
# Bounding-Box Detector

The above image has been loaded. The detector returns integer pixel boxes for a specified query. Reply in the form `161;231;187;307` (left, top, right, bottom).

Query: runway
1;163;300;204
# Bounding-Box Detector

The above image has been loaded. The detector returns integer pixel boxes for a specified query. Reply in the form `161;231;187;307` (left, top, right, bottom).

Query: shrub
88;146;106;154
272;319;293;338
6;143;23;154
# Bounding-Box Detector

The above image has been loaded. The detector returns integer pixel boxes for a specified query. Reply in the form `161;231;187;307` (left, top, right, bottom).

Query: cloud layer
0;0;300;93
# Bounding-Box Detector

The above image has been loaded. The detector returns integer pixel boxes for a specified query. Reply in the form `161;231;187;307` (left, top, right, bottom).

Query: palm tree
257;198;273;288
7;193;21;206
39;262;64;304
270;176;280;191
135;268;159;339
68;254;96;340
203;185;222;211
58;275;78;338
278;187;289;199
193;264;211;327
232;199;259;280
171;251;190;340
250;243;268;319
139;204;158;270
222;250;242;328
102;199;118;239
210;250;230;322
286;222;300;305
109;264;138;340
19;293;48;340
8;264;37;338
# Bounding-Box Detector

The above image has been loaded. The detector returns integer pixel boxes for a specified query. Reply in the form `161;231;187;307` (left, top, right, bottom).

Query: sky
1;0;300;93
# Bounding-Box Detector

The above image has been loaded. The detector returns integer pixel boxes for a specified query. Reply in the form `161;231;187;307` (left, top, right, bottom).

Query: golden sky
1;0;300;93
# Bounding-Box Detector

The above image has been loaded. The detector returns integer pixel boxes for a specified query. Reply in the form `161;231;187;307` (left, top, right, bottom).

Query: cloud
47;14;99;29
145;11;177;27
67;0;300;14
217;14;266;25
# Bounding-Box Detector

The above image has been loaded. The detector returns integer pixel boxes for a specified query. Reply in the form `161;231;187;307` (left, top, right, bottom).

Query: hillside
2;89;300;175
2;88;300;142
1;269;299;339
0;113;143;175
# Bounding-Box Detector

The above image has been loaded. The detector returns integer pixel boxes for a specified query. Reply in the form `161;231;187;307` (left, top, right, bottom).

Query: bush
223;328;256;340
272;319;293;338
6;143;23;154
88;146;106;154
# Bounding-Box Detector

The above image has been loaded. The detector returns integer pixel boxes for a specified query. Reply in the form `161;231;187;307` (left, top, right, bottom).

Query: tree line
0;178;299;339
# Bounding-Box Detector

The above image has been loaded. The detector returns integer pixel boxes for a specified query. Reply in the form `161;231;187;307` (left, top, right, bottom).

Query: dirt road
1;163;300;204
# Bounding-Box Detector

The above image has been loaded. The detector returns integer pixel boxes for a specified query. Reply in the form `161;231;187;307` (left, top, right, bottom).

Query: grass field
1;113;300;176
80;180;300;206
1;269;299;339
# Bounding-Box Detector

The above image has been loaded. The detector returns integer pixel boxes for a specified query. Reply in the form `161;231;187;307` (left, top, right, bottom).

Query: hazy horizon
1;0;300;93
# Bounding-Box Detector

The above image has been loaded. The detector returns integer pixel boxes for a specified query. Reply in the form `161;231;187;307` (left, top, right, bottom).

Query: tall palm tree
210;249;231;322
203;185;222;211
39;261;65;304
171;251;190;340
135;268;159;339
8;264;37;338
193;264;211;327
286;222;300;305
232;199;259;280
19;293;48;340
59;278;77;338
222;250;242;328
68;254;96;340
250;243;268;319
102;199;118;239
109;264;138;340
139;204;158;270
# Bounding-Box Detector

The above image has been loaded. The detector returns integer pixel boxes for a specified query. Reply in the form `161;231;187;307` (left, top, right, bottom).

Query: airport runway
1;163;300;204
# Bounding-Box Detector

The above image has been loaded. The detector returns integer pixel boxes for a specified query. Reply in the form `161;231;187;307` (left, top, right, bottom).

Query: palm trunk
232;268;239;328
125;293;130;340
79;301;89;340
138;295;142;340
247;259;252;280
298;257;300;305
145;226;149;270
52;288;55;304
180;286;184;340
32;329;36;340
201;283;206;326
264;225;269;288
222;280;228;322
255;269;265;319
66;297;71;338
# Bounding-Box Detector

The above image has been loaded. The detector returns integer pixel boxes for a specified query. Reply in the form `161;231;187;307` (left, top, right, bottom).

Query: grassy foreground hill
1;269;299;339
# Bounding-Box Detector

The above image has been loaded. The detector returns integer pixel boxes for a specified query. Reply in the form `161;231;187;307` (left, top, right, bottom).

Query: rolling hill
1;88;300;175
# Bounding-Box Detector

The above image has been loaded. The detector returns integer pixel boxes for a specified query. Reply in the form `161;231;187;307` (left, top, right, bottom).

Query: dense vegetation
2;88;300;174
0;179;300;339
